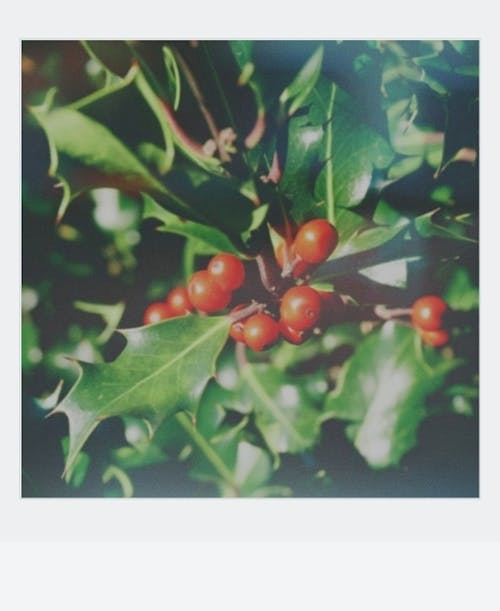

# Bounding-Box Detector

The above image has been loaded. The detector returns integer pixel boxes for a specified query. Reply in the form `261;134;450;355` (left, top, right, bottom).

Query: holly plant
22;40;478;497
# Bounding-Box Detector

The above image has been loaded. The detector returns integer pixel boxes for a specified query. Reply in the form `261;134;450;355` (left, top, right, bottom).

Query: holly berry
420;329;450;347
207;253;245;292
143;302;173;325
187;270;232;313
275;240;310;278
243;313;280;351
229;304;249;343
293;219;339;264
280;286;322;331
411;295;448;332
166;286;193;316
279;319;307;345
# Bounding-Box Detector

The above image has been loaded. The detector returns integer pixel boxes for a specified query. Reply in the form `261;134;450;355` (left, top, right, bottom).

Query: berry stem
235;340;248;370
172;46;231;162
229;301;266;323
374;305;412;320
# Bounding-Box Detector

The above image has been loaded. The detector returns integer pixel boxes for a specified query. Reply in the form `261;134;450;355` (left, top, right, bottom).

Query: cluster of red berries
411;295;449;347
232;219;342;351
143;218;451;352
143;253;245;324
143;219;343;352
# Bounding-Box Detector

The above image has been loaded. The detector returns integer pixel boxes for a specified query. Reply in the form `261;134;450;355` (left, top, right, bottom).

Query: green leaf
280;46;324;116
142;194;239;254
358;258;413;289
179;396;273;496
30;72;168;221
102;465;134;497
242;364;321;454
324;322;460;468
281;78;394;222
414;209;478;243
73;300;125;344
52;315;231;475
438;262;479;311
82;41;133;77
61;437;90;488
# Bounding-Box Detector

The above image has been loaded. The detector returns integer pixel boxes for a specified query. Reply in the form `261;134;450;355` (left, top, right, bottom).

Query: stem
229;301;266;322
374;305;412;320
173;47;230;162
235;341;248;370
325;85;336;224
176;411;239;495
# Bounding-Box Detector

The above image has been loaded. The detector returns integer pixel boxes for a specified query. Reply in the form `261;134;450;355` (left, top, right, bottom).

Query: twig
172;47;231;162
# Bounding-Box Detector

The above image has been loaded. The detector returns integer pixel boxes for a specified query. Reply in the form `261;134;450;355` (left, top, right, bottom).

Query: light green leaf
52;315;231;475
324;322;460;468
73;300;125;344
280;46;324;116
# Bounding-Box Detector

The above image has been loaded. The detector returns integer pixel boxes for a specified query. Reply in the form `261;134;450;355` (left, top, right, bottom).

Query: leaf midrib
100;318;230;416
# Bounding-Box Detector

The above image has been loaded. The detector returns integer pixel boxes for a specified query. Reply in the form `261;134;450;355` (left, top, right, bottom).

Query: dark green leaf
142;194;239;254
414;209;478;243
281;78;393;222
324;322;460;468
52;315;231;474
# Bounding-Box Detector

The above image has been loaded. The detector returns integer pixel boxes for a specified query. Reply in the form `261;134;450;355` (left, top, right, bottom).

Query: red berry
229;304;249;343
279;319;307;345
411;295;448;331
294;219;339;264
187;270;232;313
280;286;322;331
207;253;245;292
243;313;280;351
275;240;310;278
143;302;173;325
166;286;193;316
420;329;450;347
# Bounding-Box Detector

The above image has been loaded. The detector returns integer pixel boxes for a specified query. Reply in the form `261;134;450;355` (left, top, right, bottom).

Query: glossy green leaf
242;364;321;454
324;322;460;468
281;78;393;222
52;315;231;475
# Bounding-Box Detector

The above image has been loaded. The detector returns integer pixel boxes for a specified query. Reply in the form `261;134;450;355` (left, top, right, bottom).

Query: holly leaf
52;315;231;475
142;194;239;254
414;209;478;243
280;77;394;223
324;322;460;468
242;364;321;454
